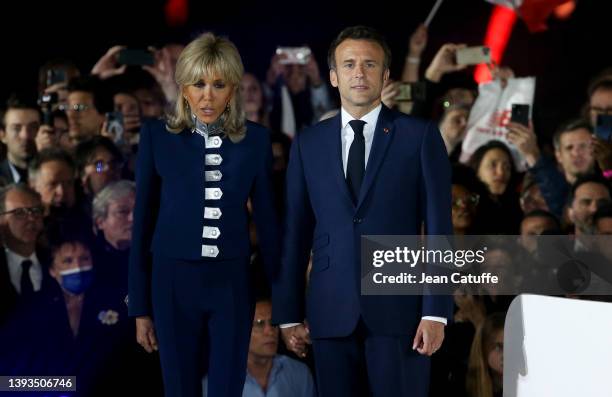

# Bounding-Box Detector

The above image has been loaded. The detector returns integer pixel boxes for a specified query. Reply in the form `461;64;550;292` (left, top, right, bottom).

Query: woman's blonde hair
166;32;246;142
466;312;506;397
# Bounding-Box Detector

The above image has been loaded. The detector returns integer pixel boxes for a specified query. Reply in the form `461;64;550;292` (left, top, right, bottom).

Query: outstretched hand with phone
142;46;179;104
91;46;128;80
425;43;468;83
506;121;540;167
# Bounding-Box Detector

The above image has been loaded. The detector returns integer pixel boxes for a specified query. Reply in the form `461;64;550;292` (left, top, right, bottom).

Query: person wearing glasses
74;136;124;202
129;32;280;397
202;297;315;397
0;183;49;323
65;76;114;147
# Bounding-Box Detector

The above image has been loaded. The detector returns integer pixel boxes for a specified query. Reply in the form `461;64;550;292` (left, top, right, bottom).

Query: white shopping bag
459;77;536;171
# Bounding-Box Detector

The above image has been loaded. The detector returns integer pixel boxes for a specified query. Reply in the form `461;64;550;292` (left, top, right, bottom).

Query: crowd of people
0;21;611;397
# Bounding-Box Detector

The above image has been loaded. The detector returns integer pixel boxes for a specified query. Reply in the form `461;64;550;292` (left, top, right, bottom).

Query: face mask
59;266;94;295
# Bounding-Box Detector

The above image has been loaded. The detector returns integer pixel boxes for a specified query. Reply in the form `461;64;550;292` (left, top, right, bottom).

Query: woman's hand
136;316;158;353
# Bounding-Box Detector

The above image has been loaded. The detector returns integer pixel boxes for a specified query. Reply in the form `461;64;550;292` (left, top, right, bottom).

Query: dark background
1;0;609;138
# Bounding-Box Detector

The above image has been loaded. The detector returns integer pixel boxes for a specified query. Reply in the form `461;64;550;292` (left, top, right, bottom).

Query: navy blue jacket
129;119;280;317
273;105;454;338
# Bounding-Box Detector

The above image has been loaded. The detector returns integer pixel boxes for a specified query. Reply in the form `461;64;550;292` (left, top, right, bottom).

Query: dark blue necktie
20;259;34;297
346;120;366;203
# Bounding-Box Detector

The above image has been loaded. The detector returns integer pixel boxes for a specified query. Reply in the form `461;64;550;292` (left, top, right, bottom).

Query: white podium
505;294;612;397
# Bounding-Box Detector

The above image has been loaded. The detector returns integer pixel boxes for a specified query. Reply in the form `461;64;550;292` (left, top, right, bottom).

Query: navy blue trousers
312;318;431;397
152;254;254;397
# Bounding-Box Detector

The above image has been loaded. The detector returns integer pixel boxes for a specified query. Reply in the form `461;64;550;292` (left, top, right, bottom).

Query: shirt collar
6;247;39;276
340;103;382;132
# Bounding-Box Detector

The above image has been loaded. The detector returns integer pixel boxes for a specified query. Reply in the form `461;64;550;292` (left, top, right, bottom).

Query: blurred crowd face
97;192;135;250
519;215;558;253
66;91;104;143
248;301;278;360
589;87;612;127
569;182;611;235
487;329;504;378
241;73;264;119
439;108;469;145
596;216;612;235
285;65;307;95
520;183;549;214
31;160;76;209
330;39;389;117
477;148;512;196
183;74;233;125
134;88;164;118
114;93;141;128
82;147;122;196
49;241;93;290
1;109;39;166
555;128;594;181
451;184;478;233
0;189;44;249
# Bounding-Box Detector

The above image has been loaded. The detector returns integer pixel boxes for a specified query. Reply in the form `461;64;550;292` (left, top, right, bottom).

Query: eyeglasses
452;194;480;208
62;103;91;113
88;160;122;173
0;206;44;219
252;318;278;332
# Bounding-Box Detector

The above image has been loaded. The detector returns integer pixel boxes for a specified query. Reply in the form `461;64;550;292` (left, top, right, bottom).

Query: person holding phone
129;32;280;397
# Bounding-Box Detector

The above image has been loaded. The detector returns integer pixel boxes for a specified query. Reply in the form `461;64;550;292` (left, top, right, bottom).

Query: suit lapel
356;105;395;210
328;114;355;208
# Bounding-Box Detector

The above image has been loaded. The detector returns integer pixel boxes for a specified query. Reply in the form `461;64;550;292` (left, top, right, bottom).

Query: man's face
134;89;164;118
82;148;121;196
589;87;612;127
248;301;278;359
569;182;611;234
555;129;594;181
330;39;389;116
96;193;135;249
66;91;104;142
520;184;549;214
31;160;76;209
0;189;43;247
0;109;39;163
114;93;140;117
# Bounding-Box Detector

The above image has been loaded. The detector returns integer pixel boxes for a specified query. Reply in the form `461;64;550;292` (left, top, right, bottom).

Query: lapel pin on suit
383;127;389;134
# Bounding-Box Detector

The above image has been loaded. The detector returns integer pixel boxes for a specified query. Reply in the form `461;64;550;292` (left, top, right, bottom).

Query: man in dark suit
0;183;49;324
0;97;40;184
273;26;454;397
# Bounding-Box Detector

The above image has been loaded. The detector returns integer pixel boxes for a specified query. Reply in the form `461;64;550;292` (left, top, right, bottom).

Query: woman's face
240;73;263;114
477;148;512;195
452;184;478;231
183;73;234;124
487;329;504;376
440;108;469;142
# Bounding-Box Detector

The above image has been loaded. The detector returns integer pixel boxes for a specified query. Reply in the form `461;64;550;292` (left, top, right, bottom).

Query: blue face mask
59;267;94;295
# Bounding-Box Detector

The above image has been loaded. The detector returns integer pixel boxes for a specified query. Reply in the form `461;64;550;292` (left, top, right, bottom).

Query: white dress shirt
282;105;446;328
6;248;42;294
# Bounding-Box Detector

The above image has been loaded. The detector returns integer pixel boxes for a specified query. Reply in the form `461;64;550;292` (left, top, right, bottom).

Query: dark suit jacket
129;119;280;317
273;105;454;338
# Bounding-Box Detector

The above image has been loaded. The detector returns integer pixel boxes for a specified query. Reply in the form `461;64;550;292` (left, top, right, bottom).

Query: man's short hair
327;25;392;70
522;209;561;232
568;174;611;206
0;93;42;130
587;77;612;99
92;180;135;225
593;203;612;227
74;136;124;177
552;118;593;150
28;148;76;182
66;75;114;114
0;183;41;213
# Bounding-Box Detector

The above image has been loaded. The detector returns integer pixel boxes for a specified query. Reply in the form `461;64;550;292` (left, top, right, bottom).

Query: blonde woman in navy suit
128;33;280;397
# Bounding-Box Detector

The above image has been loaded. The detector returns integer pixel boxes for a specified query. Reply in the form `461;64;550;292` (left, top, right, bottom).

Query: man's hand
143;46;179;103
506;121;540;167
266;54;287;86
136;316;158;353
412;319;445;356
91;46;127;80
280;323;311;358
592;135;612;171
425;43;467;83
35;125;58;152
304;55;322;87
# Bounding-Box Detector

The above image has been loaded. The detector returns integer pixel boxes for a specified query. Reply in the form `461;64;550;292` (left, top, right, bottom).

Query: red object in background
475;5;517;84
165;0;188;26
519;0;573;32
